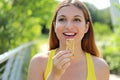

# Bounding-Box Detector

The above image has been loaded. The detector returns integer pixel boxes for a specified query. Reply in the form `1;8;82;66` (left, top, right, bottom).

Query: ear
84;22;89;33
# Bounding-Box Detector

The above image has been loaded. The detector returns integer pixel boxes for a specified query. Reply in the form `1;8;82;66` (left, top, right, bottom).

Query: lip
63;32;77;39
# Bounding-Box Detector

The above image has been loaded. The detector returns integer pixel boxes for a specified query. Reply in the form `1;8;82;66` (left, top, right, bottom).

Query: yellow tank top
44;49;96;80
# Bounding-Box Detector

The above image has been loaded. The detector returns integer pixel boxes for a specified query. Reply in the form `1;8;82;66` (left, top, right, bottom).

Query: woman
27;0;109;80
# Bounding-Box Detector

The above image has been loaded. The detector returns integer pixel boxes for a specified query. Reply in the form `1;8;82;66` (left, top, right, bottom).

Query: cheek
54;26;63;39
79;29;85;37
77;23;87;34
77;27;86;39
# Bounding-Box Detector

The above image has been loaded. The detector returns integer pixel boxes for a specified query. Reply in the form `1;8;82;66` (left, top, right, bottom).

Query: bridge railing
0;41;37;80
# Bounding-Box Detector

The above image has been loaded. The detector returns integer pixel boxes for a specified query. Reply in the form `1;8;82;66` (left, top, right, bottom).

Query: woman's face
55;5;89;46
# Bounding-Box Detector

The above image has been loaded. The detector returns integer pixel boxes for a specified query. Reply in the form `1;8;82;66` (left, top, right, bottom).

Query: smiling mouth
63;32;77;37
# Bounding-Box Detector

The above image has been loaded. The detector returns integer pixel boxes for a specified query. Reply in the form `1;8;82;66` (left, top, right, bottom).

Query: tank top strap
44;49;56;80
86;53;96;80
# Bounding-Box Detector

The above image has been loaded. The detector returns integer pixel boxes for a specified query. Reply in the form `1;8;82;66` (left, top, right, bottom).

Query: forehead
57;5;84;17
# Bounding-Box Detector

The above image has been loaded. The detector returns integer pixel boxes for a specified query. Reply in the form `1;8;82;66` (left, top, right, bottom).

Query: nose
65;21;73;29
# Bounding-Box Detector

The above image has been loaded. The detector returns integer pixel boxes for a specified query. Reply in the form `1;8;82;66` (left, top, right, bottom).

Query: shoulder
28;51;50;80
92;55;110;80
30;52;49;71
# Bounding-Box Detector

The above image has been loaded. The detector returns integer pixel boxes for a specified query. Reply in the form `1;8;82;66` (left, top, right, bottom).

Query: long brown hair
49;0;100;57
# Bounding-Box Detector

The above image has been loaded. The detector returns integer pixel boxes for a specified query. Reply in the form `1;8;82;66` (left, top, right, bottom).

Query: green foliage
94;22;112;40
0;0;58;54
94;22;120;75
114;2;120;10
84;2;98;23
85;2;112;30
102;26;120;74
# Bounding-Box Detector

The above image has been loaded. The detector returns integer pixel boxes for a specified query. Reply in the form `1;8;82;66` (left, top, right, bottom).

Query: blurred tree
0;0;58;54
95;3;120;75
84;2;113;31
84;2;98;23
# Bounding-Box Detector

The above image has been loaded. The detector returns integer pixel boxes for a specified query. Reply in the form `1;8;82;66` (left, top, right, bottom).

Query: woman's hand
47;50;72;80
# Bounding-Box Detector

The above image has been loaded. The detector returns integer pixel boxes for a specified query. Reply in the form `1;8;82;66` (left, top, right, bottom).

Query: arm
27;54;47;80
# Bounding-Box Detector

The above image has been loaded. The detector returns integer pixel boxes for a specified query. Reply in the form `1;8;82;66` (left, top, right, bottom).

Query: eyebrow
57;15;82;18
74;15;83;18
57;15;66;18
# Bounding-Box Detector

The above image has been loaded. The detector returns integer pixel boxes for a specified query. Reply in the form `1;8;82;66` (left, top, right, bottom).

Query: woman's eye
58;18;65;22
74;18;81;22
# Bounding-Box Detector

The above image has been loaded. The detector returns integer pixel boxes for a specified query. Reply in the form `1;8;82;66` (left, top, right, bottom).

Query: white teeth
64;33;75;36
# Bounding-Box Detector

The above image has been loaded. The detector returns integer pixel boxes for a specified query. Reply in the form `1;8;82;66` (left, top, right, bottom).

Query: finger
59;58;71;69
62;62;71;69
59;53;72;61
53;53;72;66
55;50;71;59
